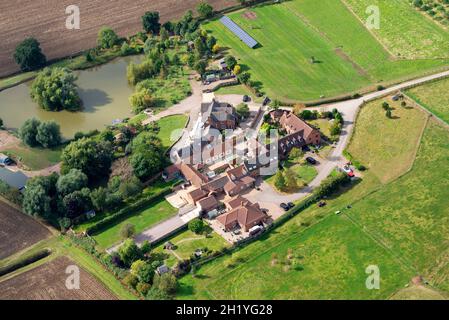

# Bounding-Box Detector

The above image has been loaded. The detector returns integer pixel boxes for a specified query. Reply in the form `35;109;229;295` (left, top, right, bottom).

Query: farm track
0;200;51;260
0;0;236;77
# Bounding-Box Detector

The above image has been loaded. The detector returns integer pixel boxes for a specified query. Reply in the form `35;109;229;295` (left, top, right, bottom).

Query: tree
160;27;170;41
152;273;177;296
386;109;392;118
36;121;61;148
197;1;214;19
194;60;207;76
120;223;136;239
22;175;58;219
233;65;241;75
225;55;237;70
284;168;298;190
19;118;40;147
97;27;119;49
129;132;164;180
329;122;342;136
142;12;161;34
188;218;205;234
90;187;108;212
238;72;251;85
0;118;4;128
293;103;306;116
131;260;155;284
274;170;286;191
129;88;155;114
146;287;171;300
56;169;88;197
61;137;113;182
382;102;390;111
236;103;250;120
31;67;81;111
118;239;143;267
136;282;151;295
14;38;46;71
119;176;143;199
63;188;91;219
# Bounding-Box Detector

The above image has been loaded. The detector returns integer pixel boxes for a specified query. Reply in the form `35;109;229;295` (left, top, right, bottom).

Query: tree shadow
78;88;112;112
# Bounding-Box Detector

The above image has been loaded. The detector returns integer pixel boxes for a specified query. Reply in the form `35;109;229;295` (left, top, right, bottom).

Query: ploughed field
0;256;117;300
0;0;236;77
0;200;50;260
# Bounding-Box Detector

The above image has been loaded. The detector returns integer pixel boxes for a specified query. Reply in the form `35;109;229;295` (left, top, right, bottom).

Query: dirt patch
0;0;237;77
0;256;117;300
335;48;368;77
0;200;51;260
242;11;258;20
0;130;20;150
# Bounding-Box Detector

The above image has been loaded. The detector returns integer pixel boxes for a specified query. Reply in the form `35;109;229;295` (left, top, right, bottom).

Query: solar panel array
219;16;258;48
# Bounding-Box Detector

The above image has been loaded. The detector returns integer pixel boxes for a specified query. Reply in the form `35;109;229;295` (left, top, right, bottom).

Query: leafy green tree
188;218;205;234
160;27;170;41
146;287;171;300
120;223;136;239
386;109;392;118
31;67;81;111
90;187;108;212
19;118;40;147
118;239;143;267
131;260;155;284
197;1;214;19
194;60;207;76
129;88;155;114
152;273;177;296
56;169;88;197
238;72;251;85
284;168;299;190
129;132;164;180
36;121;61;148
97;27;119;49
330;122;342;136
236;103;250;119
142;12;161;34
22;174;58;219
274;170;286;191
119;176;143;199
62;188;91;219
61;137;113;182
14;38;46;71
225;55;237;70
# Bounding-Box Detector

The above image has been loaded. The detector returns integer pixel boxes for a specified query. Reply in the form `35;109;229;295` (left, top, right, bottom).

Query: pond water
0;56;142;139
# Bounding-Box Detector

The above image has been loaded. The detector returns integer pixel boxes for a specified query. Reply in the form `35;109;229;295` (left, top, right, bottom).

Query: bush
120;223;136;239
188;218;205;234
97;27;119;49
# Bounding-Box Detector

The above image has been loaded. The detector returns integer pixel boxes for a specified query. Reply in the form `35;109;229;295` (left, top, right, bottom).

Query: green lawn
177;92;449;299
152;229;230;268
405;77;449;125
266;161;318;193
3;144;63;171
205;0;449;101
93;199;177;250
156;114;188;149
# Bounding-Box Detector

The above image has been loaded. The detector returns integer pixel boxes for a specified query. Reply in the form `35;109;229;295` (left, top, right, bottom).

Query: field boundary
402;91;449;129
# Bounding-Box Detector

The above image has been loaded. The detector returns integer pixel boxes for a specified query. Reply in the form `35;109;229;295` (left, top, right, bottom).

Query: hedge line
86;187;173;235
0;249;51;277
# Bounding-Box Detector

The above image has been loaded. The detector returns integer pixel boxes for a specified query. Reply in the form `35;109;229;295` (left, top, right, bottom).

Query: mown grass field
205;0;449;101
93;199;177;250
177;93;449;299
2;144;63;171
344;0;449;59
156;115;188;149
405;77;449;125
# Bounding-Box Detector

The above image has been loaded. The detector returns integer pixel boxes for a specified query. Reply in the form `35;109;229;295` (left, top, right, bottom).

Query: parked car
306;157;317;165
318;201;327;208
243;95;251;102
262;96;271;106
280;203;289;211
342;165;355;177
287;202;294;209
302;145;311;152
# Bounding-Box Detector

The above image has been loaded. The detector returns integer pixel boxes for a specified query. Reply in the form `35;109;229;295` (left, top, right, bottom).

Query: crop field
177;93;449;299
0;0;237;77
205;0;449;101
0;256;117;300
405;77;449;125
0;201;50;260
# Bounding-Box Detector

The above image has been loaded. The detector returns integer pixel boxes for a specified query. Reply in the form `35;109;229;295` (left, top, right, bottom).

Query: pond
0;55;142;139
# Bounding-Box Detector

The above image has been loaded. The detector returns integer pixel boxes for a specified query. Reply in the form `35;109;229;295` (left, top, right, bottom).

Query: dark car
302;145;311;152
306;157;317;165
243;95;251;102
280;203;289;211
287;202;294;209
318;201;327;208
262;96;271;106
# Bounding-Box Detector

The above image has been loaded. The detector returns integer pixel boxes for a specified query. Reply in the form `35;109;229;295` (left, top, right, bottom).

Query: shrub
188;218;205;234
120;223;136;239
14;37;46;71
